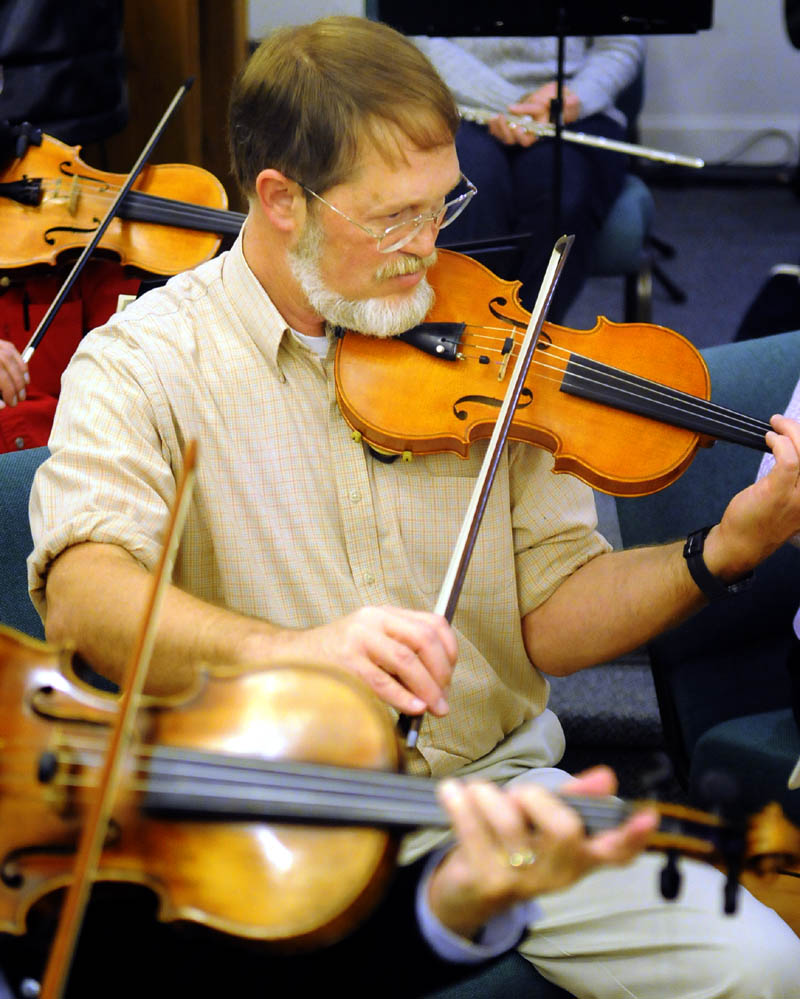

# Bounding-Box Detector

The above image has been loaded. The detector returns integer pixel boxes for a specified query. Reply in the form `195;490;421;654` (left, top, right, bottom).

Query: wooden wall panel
87;0;248;210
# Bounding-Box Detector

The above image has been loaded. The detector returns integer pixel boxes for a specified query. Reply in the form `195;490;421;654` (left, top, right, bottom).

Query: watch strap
683;526;753;600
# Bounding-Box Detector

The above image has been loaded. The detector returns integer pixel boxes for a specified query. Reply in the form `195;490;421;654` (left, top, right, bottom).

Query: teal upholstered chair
587;172;654;322
615;330;800;823
0;444;48;640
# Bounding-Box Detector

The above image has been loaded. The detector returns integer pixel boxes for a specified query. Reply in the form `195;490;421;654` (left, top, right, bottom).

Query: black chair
614;330;800;823
421;951;573;998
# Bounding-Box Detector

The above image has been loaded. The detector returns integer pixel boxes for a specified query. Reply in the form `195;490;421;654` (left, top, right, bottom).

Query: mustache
375;250;438;280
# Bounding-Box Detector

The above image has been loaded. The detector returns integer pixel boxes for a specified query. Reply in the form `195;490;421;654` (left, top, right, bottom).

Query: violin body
0;628;401;950
0;135;228;275
335;249;720;497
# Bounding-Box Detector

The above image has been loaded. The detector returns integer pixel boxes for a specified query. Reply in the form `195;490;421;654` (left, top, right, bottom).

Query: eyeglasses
300;175;477;253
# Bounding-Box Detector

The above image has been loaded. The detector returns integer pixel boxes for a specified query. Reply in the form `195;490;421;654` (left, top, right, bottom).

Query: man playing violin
28;15;800;998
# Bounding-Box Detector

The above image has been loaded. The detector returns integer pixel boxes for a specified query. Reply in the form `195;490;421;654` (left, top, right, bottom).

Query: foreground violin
335;249;771;497
0;133;244;276
1;625;798;953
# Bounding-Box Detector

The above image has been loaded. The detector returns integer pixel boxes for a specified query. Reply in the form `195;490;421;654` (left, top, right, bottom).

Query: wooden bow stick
40;441;198;999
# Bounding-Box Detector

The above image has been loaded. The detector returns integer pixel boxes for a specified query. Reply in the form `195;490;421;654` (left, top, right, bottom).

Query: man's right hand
265;606;457;717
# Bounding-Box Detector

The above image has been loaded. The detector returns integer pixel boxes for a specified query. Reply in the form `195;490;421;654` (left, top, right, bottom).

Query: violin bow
21;78;194;365
400;235;574;748
39;441;198;999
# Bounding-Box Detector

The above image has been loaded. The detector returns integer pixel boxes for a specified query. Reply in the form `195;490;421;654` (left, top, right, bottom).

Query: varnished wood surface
741;866;800;937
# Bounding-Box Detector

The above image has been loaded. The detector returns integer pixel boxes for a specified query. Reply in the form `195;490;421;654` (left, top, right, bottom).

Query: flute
459;106;705;169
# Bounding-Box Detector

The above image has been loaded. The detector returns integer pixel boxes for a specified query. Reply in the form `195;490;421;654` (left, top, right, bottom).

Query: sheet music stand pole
550;6;567;244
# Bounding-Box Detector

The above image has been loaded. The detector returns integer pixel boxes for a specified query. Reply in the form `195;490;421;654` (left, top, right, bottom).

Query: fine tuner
459;105;705;169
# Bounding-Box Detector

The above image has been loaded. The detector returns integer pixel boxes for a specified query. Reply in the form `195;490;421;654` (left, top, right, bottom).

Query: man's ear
254;169;305;233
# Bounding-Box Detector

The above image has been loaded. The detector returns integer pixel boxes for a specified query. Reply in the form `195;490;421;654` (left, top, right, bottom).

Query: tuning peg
11;122;43;159
723;869;740;915
638;751;677;799
696;770;747;915
659;850;682;900
695;769;742;816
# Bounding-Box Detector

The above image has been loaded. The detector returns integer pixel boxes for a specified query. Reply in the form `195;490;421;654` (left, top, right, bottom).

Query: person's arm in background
504;35;644;142
0;340;28;409
557;35;645;121
412;36;519;113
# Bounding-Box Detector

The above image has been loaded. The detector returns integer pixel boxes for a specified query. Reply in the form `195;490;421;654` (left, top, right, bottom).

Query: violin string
2;734;636;833
538;355;769;443
465;349;768;446
464;328;770;430
436;327;769;443
38;178;239;229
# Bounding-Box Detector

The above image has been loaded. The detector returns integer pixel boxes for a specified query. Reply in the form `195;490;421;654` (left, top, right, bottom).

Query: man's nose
404;219;440;256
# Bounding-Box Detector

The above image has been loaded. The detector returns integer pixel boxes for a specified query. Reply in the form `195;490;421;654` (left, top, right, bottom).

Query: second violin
0;134;244;276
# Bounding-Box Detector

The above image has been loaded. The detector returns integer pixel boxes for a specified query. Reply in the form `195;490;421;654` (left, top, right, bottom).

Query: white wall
247;0;800;167
249;0;361;38
641;0;799;165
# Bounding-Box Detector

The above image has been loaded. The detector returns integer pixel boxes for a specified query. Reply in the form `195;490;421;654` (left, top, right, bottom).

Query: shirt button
14;437;25;450
349;489;361;503
363;571;375;585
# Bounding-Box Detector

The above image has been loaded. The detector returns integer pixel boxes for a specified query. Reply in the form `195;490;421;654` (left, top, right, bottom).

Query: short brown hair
228;16;460;197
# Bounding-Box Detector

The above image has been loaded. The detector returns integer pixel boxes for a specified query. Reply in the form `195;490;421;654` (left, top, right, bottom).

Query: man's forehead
339;131;460;200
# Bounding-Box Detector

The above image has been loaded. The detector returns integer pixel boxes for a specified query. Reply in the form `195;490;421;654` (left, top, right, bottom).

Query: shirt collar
222;228;294;369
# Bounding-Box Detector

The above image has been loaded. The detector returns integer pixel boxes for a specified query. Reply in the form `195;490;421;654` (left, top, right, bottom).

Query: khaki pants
523;849;799;998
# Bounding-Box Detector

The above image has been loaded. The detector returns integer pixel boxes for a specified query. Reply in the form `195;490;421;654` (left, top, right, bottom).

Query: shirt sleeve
509;443;611;618
568;36;645;121
415;847;542;963
28;326;176;618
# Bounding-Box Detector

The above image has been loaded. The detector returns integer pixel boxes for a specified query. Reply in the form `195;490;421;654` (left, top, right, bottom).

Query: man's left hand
704;414;800;580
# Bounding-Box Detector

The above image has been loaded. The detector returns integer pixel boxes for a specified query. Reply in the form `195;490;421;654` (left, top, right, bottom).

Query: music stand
368;1;714;240
366;2;713;36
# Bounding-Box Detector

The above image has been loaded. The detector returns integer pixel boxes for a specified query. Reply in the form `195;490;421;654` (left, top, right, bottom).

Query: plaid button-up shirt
29;233;608;777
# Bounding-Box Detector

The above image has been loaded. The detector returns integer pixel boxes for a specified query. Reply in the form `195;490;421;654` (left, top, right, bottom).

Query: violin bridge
498;336;515;381
68;176;80;216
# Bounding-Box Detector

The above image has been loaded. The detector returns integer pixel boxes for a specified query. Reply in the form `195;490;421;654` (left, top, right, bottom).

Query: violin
2;624;799;954
0;134;244;276
335;249;771;497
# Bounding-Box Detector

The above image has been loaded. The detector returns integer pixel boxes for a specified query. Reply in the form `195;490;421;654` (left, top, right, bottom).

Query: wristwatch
683;526;753;600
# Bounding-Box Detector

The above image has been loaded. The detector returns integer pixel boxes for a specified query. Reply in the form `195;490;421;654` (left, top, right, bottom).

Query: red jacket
0;260;140;451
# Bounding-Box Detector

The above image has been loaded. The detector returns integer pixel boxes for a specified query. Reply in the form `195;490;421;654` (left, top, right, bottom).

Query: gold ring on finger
507;849;536;868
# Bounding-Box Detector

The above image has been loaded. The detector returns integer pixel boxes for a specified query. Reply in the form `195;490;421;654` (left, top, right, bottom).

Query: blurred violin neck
138;747;637;833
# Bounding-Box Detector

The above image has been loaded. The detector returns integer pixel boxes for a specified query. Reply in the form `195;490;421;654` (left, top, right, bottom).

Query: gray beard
287;216;435;337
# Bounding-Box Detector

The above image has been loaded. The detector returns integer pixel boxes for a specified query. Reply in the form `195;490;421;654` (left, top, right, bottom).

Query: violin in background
0;133;244;276
0;131;245;452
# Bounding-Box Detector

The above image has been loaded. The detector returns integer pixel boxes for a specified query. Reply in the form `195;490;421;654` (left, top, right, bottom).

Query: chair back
0;446;49;639
615;331;800;782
